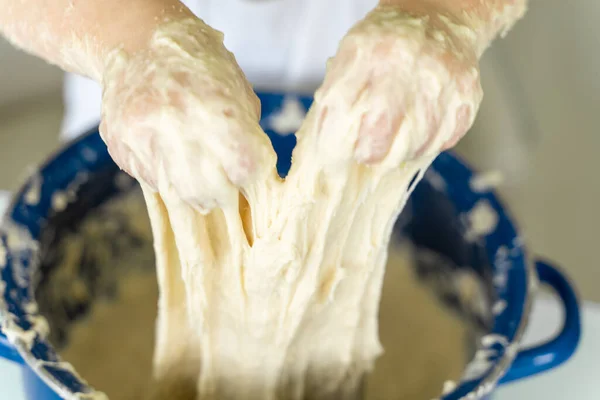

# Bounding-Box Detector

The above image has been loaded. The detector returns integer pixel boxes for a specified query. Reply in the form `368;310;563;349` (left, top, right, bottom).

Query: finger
354;91;405;165
197;112;277;190
161;135;238;214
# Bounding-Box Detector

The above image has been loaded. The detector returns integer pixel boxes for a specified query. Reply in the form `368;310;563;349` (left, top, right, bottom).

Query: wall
457;0;600;300
0;38;62;107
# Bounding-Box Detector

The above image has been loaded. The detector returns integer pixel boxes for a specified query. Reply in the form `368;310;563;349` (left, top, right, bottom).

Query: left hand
310;6;484;167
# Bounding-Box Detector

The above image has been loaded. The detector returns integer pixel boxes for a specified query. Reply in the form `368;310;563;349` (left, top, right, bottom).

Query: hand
310;6;483;167
100;18;276;213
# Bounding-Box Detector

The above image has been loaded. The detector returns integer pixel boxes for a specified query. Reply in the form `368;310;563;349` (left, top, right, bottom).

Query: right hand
100;18;276;213
307;6;483;168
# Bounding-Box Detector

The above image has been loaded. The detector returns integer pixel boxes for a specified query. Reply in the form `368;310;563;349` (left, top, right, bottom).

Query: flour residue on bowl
266;96;307;135
51;172;90;212
24;174;43;206
0;217;48;356
0;220;39;289
465;200;499;241
461;333;514;383
469;171;504;193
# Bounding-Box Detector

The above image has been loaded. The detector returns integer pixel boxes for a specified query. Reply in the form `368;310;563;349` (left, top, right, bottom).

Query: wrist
458;0;528;55
101;16;225;85
377;0;527;56
91;2;196;81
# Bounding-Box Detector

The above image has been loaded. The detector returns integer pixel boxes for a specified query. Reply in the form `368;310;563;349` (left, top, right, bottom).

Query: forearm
379;0;527;55
0;0;195;81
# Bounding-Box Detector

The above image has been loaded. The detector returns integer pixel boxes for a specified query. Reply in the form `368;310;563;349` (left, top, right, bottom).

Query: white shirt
60;0;377;140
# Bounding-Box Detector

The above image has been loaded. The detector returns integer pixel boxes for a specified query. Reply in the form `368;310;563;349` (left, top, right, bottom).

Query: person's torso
191;0;376;92
61;0;377;139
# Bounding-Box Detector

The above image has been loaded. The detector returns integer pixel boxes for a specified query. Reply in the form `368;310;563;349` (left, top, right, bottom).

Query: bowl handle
0;329;24;364
500;260;581;384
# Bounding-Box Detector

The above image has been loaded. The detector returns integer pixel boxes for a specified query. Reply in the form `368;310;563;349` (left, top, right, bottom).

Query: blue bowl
0;93;581;399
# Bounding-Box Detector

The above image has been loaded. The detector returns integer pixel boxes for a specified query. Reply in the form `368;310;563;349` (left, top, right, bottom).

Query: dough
55;192;468;400
139;143;433;399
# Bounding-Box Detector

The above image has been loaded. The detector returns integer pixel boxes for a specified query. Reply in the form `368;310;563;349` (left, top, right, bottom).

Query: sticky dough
142;161;432;399
58;208;468;400
140;105;433;394
103;13;473;400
